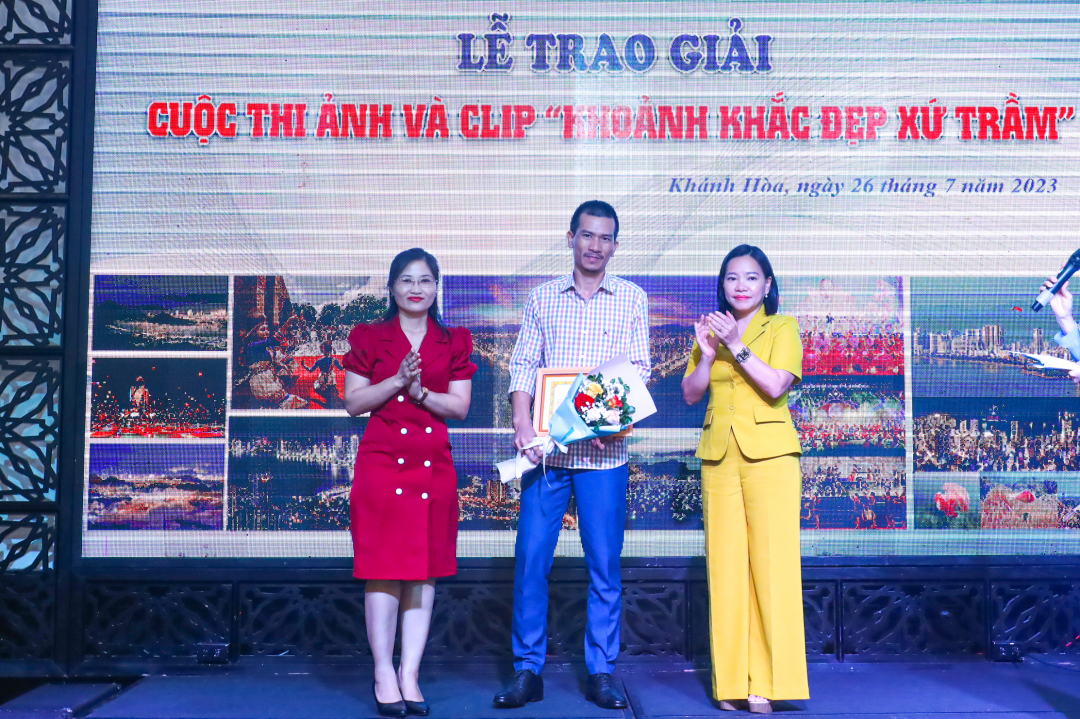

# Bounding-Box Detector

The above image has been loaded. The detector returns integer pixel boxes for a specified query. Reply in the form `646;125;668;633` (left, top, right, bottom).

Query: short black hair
569;200;619;241
716;244;780;316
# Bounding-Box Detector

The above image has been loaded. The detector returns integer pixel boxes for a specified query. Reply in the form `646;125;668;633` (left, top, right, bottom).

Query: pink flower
934;482;970;518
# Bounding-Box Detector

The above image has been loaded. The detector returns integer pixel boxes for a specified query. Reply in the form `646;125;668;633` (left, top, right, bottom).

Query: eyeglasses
395;277;436;290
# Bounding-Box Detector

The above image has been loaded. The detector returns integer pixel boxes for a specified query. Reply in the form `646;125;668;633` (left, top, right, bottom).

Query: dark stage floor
5;659;1080;719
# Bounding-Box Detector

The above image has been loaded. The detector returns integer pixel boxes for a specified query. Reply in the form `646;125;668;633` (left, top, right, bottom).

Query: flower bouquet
496;354;656;483
549;372;635;444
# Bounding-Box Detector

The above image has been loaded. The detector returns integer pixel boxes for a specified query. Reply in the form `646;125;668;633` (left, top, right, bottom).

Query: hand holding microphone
1033;251;1080;384
1033;248;1080;312
1041;272;1074;323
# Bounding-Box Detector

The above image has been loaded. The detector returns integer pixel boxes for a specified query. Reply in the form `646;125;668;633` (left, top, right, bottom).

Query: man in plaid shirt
494;201;651;711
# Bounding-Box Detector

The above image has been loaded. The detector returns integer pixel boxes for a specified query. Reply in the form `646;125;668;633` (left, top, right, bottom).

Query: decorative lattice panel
0;55;69;193
239;583;368;657
545;582;590;659
83;583;232;658
0;1;72;44
426;582;514;659
622;582;686;657
0;204;63;346
0;357;58;502
803;581;837;657
842;582;984;656
0;512;53;571
991;582;1080;654
0;571;53;658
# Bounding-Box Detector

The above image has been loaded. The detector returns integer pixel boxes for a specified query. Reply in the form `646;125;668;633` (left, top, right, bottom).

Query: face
391;259;437;315
567;213;617;275
723;255;772;318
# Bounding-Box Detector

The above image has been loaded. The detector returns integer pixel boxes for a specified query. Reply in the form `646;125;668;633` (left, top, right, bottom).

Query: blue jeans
512;464;628;674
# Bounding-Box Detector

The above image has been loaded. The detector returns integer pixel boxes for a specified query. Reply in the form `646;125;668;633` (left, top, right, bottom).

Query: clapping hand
694;315;721;360
407;352;427;401
397;350;422;392
706;310;742;349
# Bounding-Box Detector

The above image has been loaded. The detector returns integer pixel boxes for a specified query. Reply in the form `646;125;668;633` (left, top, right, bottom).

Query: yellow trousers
701;432;809;701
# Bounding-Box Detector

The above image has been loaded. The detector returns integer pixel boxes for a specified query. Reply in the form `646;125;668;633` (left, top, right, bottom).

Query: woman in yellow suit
682;245;808;714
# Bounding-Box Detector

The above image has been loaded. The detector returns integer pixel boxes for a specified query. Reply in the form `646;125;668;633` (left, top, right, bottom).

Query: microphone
1032;248;1080;312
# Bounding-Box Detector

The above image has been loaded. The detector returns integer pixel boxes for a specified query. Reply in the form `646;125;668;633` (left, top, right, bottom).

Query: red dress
342;316;477;580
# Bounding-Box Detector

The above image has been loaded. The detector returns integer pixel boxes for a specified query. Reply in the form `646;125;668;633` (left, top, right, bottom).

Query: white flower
603;409;620;425
585;406;604;423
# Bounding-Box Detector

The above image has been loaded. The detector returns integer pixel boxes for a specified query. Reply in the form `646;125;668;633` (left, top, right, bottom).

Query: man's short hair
569;200;619;241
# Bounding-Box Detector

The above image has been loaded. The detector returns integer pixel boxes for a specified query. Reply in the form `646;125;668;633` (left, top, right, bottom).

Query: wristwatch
415;387;430;404
734;347;752;364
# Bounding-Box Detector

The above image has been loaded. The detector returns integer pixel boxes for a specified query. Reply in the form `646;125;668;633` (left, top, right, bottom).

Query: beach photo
87;443;225;530
911;277;1080;398
92;275;228;352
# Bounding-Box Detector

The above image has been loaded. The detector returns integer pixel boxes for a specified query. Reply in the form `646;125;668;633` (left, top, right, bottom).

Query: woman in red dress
343;248;476;717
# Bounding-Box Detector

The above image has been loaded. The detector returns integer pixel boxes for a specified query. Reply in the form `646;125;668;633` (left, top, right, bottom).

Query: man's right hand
514;422;542;463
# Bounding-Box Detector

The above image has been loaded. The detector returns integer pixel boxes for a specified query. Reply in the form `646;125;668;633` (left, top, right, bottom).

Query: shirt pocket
752;405;789;424
602;325;627;356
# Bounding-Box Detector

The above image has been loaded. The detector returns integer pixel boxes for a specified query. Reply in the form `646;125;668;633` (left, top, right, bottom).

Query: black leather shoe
404;699;430;716
493;669;544;708
586;673;628;710
373;681;407;718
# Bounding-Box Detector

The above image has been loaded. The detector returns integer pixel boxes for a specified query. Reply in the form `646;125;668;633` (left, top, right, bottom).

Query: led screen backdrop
85;2;1080;557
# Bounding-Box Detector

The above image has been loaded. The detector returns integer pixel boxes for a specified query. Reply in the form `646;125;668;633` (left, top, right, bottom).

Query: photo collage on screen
88;276;229;530
85;272;1080;548
911;278;1080;532
786;277;907;531
442;275;716;537
443;275;908;538
228;276;384;532
87;274;392;535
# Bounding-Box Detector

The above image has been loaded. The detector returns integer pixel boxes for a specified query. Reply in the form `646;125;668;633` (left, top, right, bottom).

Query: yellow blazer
685;307;803;461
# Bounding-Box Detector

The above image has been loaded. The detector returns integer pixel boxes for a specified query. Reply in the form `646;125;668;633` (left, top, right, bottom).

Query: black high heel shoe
373;681;407;718
403;699;430;716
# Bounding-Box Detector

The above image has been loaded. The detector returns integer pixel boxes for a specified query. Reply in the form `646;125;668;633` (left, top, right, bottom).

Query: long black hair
381;247;449;334
716;244;780;316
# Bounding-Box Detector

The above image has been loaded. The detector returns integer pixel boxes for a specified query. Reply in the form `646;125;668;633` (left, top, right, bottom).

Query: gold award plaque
532;367;632;438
